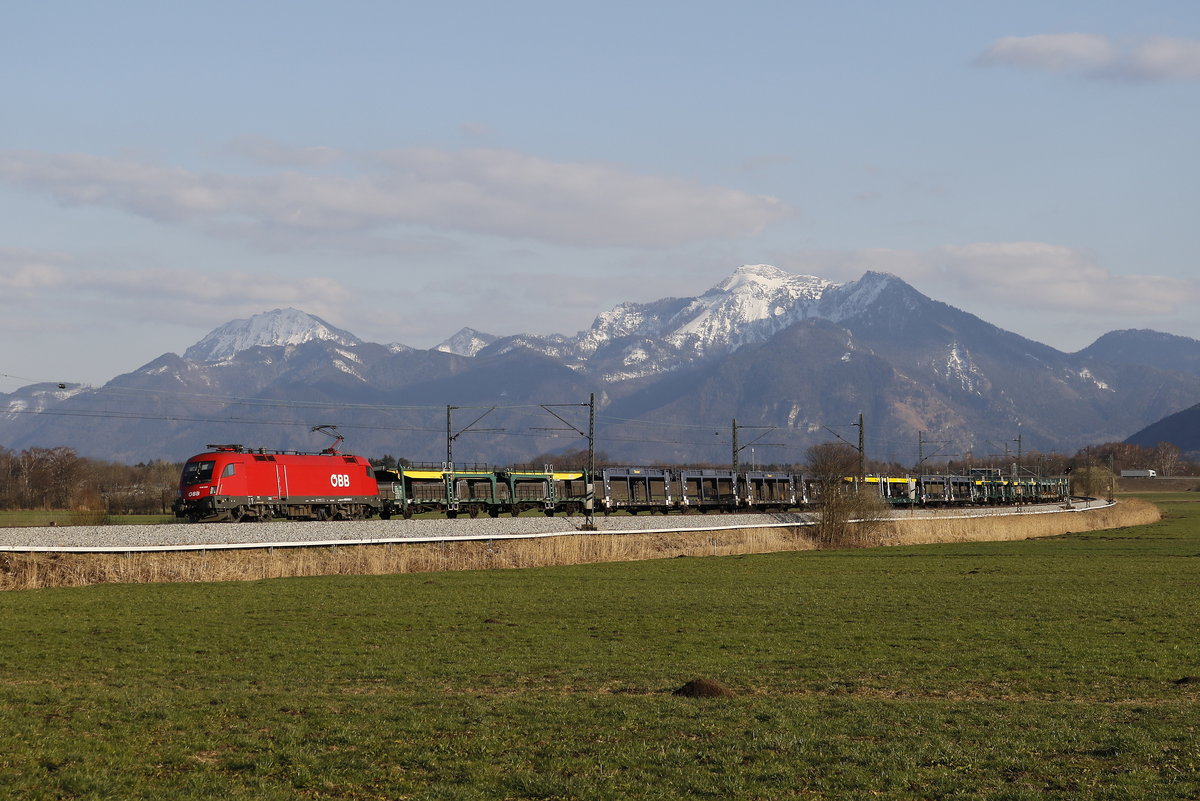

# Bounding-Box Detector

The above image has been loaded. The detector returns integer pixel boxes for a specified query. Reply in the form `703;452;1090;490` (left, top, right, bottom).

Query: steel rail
0;500;1114;554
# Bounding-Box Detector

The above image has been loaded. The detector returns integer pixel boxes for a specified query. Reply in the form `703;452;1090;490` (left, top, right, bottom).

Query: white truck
1120;469;1157;478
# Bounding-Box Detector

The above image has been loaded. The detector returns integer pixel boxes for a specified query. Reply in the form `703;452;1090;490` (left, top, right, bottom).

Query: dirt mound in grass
672;678;734;698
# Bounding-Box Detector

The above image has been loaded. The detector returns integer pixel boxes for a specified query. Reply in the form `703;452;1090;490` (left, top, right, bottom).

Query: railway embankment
0;497;1158;590
876;497;1158;547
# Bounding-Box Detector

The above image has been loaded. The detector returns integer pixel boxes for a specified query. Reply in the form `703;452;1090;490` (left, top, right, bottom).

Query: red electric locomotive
173;443;380;523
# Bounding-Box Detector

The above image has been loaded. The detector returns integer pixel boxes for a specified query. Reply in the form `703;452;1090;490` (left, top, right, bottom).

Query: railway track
0;500;1109;553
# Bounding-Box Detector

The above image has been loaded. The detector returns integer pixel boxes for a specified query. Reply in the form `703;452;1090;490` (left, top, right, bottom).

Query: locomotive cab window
181;460;215;484
221;463;237;478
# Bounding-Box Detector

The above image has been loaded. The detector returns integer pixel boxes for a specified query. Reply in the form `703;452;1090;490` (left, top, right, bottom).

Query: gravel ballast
0;501;1103;552
0;512;818;551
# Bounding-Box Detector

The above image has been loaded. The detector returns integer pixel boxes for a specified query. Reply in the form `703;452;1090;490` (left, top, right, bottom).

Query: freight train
172;444;1072;523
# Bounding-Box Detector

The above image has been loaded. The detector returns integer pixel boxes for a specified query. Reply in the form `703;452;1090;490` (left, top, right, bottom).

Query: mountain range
4;265;1200;465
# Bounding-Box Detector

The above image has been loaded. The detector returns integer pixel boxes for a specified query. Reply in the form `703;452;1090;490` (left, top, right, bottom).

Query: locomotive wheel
229;506;246;523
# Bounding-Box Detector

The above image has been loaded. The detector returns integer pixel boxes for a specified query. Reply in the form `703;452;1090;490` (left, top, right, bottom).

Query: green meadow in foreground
0;495;1197;799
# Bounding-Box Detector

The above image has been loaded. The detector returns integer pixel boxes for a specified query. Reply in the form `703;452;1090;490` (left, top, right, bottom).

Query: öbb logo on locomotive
171;443;1073;524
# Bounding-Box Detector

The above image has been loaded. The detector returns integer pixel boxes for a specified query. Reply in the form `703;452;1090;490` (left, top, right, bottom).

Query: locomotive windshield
181;460;216;485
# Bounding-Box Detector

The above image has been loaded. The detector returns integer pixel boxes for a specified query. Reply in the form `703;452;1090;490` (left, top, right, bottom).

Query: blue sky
2;0;1198;387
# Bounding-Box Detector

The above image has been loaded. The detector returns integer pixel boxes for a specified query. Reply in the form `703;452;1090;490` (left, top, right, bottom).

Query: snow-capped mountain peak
679;264;836;339
435;327;497;357
565;264;843;380
707;263;833;299
818;271;917;322
183;308;362;363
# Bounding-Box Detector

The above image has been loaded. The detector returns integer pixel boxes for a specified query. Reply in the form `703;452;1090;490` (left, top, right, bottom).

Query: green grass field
0;494;1197;799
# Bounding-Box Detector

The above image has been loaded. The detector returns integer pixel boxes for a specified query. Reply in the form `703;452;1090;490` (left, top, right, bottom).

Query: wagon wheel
402;507;413;520
469;507;480;519
510;505;520;517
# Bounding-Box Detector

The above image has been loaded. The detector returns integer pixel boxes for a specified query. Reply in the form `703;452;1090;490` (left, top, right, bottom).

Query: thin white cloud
978;33;1114;74
978;33;1200;82
0;247;354;331
935;242;1199;316
0;146;791;249
72;267;351;310
0;249;68;290
1124;36;1200;81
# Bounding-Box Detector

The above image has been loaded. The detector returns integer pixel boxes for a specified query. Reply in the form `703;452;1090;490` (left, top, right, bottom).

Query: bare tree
12;448;80;509
1153;442;1181;477
806;443;887;548
0;449;180;517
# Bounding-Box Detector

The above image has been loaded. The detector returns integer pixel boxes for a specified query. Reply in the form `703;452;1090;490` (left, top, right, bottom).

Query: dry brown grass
876;498;1160;547
0;529;811;591
0;500;1159;591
